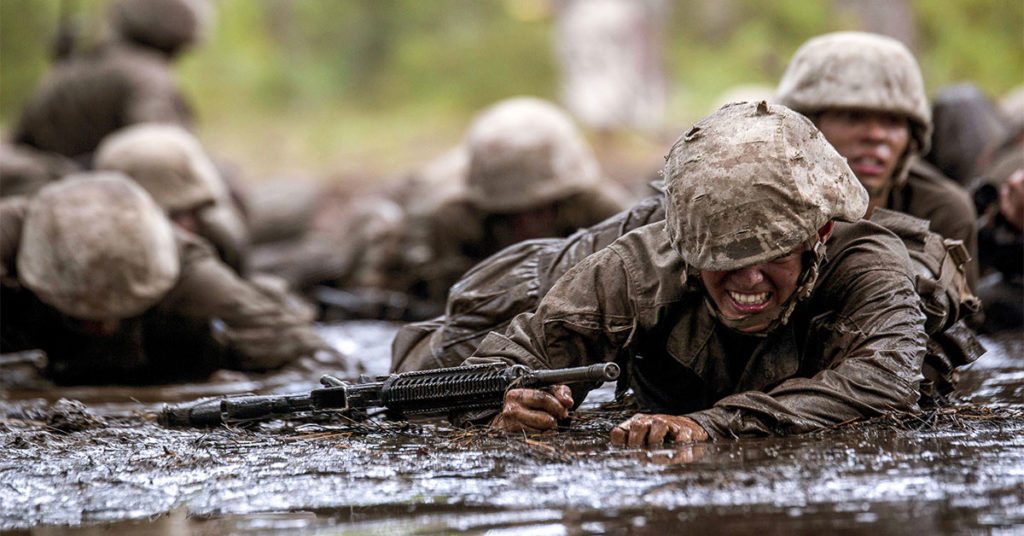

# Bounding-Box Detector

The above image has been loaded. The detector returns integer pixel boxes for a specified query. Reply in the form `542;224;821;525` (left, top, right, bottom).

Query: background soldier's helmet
109;0;213;56
464;97;601;213
94;123;219;214
17;172;180;320
664;101;868;271
775;32;932;154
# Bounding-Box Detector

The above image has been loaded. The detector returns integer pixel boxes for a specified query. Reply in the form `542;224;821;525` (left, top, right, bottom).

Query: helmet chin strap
702;237;828;337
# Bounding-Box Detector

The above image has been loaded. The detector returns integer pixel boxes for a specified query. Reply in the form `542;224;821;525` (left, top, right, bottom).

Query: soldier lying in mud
453;102;977;448
0;174;338;384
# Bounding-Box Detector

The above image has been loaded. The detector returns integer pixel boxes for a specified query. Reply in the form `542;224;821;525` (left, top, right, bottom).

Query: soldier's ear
816;221;835;243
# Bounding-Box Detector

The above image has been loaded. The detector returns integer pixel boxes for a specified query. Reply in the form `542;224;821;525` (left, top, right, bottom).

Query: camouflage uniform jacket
392;192;664;371
12;43;192;164
395;182;630;305
891;158;978;290
1;198;327;384
464;219;928;438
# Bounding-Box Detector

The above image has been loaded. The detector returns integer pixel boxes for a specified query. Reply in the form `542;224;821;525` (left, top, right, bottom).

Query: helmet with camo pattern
464;97;601;213
664;101;868;272
18;172;180;320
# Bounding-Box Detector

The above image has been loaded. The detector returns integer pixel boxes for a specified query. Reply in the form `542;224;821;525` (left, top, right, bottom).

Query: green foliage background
1;0;1021;180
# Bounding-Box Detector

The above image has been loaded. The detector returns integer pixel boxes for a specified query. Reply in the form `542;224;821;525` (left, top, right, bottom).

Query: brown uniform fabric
392;192;665;371
259;180;631;317
0;144;80;198
463;219;928;438
12;43;192;164
890;158;978;290
0;199;328;385
393;189;981;382
414;183;630;304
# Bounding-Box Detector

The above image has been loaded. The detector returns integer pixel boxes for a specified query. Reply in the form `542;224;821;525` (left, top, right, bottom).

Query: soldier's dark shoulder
905;158;974;216
824;219;911;280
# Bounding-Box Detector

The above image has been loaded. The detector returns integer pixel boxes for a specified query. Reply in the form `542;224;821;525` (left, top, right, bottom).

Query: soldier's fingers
627;420;651;449
513;388;569;418
548;384;574;409
664;422;683;444
673;423;695;444
503;403;559;431
648;419;671;446
493;412;547;434
610;424;628;446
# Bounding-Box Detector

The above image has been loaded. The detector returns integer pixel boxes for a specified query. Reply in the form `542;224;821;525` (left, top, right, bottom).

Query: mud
1;325;1022;534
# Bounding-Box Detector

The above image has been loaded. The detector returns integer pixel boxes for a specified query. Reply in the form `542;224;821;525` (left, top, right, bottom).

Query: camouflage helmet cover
95;123;219;214
775;32;932;153
465;97;601;213
664;101;868;272
17;172;180;320
109;0;213;55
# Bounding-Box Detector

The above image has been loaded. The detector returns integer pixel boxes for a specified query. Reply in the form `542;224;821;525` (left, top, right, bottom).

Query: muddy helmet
95;123;219;214
775;32;931;154
664;101;868;272
17;172;180;320
109;0;213;56
464;97;601;213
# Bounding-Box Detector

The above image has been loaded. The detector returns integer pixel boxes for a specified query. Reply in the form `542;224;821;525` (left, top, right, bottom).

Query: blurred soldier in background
969;124;1024;332
11;0;210;167
256;97;632;318
0;143;80;198
927;83;1007;186
0;174;342;385
94;123;250;275
776;31;979;291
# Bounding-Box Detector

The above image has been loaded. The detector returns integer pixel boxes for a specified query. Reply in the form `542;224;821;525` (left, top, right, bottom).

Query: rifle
159;362;620;427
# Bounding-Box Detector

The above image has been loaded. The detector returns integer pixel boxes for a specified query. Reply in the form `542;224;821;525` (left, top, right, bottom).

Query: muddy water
2;325;1022;534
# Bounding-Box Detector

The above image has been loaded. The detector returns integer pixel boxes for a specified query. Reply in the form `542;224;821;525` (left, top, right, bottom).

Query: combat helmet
95;123;219;214
665;101;867;271
464;97;601;213
776;32;931;184
109;0;213;57
664;101;868;330
17;172;180;320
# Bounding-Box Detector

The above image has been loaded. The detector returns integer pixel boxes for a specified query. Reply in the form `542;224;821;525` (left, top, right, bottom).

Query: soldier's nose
728;266;765;288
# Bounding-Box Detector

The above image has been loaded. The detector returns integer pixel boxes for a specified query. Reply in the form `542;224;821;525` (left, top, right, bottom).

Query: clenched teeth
729;291;770;305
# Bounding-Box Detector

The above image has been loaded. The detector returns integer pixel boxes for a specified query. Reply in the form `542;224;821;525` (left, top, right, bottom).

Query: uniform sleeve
687;265;927;439
160;233;331;370
466;248;639;404
928;188;979;291
0;197;28;281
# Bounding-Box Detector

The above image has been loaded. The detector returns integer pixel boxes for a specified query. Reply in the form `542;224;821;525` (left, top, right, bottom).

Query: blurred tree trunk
834;0;917;50
554;0;668;133
267;0;296;45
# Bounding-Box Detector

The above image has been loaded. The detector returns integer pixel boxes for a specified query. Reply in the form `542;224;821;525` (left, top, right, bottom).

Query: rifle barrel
527;363;620;386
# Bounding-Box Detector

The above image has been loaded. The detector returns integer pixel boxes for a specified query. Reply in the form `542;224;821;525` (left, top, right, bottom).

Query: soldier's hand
490;385;573;434
999;169;1024;232
610;413;709;448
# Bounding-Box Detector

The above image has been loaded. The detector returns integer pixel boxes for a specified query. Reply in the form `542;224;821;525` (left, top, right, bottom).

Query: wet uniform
404;184;630;304
463;219;927;438
1;198;327;384
392;191;665;371
12;43;192;165
892;159;979;290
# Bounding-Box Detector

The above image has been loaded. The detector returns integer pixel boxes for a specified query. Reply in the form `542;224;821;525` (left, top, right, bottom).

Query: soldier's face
815;109;911;195
700;248;804;333
169;209;201;234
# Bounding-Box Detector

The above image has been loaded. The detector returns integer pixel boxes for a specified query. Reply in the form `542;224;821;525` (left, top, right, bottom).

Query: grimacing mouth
727;290;773;307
